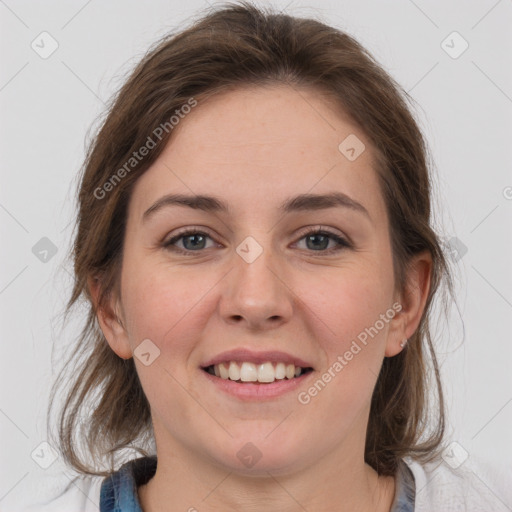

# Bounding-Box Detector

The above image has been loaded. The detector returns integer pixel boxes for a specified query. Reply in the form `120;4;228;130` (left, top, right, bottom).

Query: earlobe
385;251;432;357
87;275;133;360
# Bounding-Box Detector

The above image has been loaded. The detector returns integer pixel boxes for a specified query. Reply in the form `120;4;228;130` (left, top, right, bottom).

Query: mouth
200;349;315;399
202;361;314;384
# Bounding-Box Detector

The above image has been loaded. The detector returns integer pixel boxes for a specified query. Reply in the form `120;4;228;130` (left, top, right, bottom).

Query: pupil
184;234;205;250
307;234;328;250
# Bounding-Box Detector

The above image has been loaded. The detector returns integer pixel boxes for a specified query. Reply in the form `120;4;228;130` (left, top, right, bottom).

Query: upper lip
201;349;314;369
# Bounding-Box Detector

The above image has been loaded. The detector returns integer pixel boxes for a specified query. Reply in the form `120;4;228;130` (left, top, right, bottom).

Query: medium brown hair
48;1;454;477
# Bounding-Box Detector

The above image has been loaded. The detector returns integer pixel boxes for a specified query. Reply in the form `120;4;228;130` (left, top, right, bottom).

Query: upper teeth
211;361;305;383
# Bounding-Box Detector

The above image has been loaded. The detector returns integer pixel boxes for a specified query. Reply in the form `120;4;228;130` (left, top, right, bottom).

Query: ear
87;275;132;359
385;250;432;357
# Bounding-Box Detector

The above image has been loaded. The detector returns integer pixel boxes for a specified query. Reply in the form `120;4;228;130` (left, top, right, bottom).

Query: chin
205;437;311;476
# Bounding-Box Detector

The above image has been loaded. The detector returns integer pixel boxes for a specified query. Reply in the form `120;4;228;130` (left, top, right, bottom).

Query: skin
92;84;431;512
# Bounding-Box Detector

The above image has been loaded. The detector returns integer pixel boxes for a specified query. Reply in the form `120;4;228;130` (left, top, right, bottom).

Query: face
101;85;422;476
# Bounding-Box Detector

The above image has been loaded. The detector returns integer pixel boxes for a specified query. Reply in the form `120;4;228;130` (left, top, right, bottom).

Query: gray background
1;0;511;507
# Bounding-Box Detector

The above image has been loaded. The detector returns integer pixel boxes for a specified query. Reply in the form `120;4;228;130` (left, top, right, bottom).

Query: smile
203;361;314;383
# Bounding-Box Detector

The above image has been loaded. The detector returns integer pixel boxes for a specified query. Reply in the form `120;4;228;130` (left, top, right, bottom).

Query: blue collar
100;456;415;511
100;456;157;511
392;458;416;511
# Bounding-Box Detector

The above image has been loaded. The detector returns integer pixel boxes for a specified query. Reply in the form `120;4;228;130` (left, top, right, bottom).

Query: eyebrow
142;191;370;222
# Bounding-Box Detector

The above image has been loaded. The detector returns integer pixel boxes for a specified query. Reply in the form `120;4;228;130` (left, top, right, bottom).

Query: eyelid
294;225;350;243
291;225;352;253
162;225;352;255
162;226;220;250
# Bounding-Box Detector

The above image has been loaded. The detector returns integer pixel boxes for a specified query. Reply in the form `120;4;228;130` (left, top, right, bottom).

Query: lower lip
200;369;314;400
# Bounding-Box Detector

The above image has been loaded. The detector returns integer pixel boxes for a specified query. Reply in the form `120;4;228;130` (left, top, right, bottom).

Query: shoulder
1;466;104;512
3;455;157;512
404;452;512;512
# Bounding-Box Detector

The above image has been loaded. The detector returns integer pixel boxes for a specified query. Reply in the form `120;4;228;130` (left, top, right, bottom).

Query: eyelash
162;226;352;256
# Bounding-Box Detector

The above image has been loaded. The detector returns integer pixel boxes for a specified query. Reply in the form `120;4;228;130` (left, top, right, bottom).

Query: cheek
120;259;217;358
119;262;213;419
299;265;394;348
312;267;396;399
293;265;396;414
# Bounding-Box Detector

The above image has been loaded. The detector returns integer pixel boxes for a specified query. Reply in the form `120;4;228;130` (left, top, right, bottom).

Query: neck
138;444;396;512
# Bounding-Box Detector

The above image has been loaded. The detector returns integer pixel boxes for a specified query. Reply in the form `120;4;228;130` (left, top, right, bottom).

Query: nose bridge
219;233;293;328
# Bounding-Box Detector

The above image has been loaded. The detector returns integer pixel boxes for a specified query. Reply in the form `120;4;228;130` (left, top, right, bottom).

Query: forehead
129;84;387;223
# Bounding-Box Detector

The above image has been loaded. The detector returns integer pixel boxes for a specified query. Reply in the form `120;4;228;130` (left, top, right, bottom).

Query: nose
218;242;294;331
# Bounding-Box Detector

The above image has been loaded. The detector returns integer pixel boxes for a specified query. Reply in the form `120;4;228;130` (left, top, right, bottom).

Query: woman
25;2;510;511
